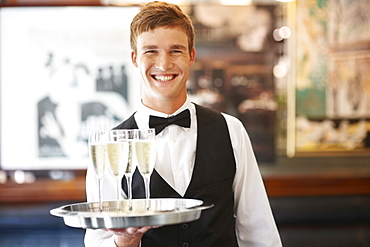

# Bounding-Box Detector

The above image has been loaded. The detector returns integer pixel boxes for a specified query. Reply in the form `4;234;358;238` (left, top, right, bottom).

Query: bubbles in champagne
134;141;155;176
107;142;129;180
125;142;136;174
89;144;107;179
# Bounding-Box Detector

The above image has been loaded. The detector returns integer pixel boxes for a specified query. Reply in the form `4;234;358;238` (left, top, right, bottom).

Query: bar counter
1;156;369;203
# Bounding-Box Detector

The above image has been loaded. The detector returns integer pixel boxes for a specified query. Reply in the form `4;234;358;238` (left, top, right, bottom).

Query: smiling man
84;1;282;247
133;26;195;113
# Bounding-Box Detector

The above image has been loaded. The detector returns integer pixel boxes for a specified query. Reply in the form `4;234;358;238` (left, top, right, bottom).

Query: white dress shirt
84;97;282;247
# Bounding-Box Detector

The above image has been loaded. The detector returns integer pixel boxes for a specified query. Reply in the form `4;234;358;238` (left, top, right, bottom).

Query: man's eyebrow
140;44;187;50
142;45;158;50
171;45;187;50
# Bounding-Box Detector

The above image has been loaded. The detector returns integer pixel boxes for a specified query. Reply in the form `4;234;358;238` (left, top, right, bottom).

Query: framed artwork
0;6;141;170
287;0;370;156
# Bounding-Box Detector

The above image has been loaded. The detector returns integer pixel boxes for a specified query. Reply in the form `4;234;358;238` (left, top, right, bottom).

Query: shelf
1;169;369;203
0;177;86;203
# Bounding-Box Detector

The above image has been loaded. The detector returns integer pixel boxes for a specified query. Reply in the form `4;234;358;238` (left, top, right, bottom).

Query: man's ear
131;51;138;68
189;47;196;66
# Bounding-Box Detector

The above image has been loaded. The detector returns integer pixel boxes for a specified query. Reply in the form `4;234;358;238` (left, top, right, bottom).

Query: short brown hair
130;1;195;53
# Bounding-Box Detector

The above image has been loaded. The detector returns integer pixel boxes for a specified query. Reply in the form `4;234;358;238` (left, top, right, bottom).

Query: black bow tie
149;109;191;135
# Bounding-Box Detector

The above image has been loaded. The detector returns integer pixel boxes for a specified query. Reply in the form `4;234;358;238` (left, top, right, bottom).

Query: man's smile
151;74;178;82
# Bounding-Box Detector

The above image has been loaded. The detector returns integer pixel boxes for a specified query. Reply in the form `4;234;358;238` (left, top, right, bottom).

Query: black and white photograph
1;6;140;170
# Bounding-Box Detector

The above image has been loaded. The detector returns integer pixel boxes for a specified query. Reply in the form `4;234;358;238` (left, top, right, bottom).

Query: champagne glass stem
144;176;150;210
98;178;103;212
126;175;133;211
116;180;120;211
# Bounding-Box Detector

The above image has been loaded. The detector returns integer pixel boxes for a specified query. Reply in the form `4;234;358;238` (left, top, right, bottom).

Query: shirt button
182;242;190;247
181;223;188;230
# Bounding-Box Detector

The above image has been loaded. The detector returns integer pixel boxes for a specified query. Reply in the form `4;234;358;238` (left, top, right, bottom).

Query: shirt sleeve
222;113;282;247
84;229;116;247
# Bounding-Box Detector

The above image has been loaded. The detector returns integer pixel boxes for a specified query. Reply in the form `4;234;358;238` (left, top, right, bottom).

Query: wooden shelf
0;177;86;203
264;173;370;197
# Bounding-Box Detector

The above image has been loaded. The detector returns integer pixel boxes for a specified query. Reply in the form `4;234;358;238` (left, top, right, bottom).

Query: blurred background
0;0;369;246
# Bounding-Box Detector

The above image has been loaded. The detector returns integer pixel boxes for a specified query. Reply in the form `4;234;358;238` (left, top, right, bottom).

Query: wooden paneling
264;173;370;197
0;177;86;203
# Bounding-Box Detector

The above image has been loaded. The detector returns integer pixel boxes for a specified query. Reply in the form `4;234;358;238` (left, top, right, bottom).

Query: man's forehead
140;44;187;49
137;27;189;47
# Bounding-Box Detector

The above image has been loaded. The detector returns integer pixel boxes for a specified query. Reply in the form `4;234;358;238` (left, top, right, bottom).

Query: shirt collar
135;97;193;131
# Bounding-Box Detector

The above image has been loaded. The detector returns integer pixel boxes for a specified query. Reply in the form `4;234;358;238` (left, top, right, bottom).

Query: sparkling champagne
107;142;129;180
125;142;136;174
134;140;155;176
89;144;107;179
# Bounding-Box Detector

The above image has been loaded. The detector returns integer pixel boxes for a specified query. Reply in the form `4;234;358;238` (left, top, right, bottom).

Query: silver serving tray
50;198;213;229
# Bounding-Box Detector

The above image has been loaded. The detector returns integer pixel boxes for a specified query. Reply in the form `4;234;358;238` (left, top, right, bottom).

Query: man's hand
109;226;161;247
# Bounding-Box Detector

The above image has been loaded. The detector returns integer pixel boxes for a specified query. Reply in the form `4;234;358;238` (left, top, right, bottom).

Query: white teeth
153;75;175;82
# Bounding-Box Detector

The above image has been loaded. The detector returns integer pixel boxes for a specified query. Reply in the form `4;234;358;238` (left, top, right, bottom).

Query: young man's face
131;26;196;111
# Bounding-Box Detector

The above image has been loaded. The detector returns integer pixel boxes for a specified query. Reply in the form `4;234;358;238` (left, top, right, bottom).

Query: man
85;1;282;246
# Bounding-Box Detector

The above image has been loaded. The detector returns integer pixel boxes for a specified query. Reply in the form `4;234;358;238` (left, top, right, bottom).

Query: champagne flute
88;130;108;212
107;129;130;210
124;130;137;210
133;129;156;210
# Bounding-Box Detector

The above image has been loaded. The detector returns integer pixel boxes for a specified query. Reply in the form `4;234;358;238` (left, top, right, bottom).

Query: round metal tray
50;198;213;229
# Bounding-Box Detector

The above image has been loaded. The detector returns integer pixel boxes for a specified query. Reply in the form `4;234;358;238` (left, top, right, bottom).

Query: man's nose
155;53;174;71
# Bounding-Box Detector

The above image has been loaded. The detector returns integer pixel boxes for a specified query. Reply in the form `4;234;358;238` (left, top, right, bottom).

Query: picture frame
286;0;370;157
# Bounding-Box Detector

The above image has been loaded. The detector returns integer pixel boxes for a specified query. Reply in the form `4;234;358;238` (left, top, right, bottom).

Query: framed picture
0;6;141;170
287;0;370;156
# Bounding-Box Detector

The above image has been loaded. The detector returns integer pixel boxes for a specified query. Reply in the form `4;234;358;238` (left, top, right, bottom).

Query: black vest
114;104;238;247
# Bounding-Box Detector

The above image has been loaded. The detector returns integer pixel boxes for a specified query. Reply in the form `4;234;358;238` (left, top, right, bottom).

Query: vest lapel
113;113;138;130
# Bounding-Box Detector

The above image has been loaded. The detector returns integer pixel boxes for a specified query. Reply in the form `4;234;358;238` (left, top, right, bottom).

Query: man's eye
171;50;184;55
145;50;156;54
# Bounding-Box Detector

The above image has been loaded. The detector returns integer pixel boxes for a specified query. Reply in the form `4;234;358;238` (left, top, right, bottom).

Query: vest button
182;242;190;247
181;223;188;230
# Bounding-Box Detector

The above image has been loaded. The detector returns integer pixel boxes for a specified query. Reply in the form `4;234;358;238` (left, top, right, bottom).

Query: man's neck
142;97;187;115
